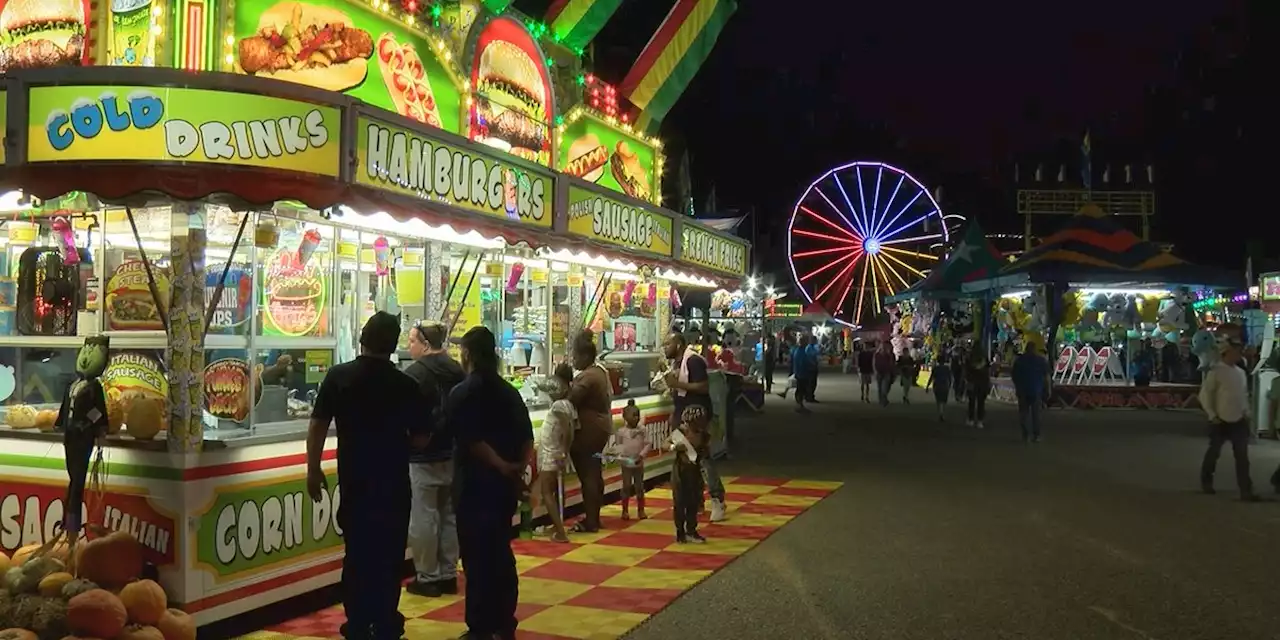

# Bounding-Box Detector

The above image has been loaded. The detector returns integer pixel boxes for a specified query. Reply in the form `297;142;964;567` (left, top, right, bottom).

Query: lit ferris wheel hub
786;161;947;326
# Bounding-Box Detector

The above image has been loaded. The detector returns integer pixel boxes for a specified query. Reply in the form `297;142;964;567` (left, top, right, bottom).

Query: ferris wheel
787;161;948;326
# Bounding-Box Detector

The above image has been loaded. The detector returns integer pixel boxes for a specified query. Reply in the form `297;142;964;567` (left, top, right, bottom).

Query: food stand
0;0;750;627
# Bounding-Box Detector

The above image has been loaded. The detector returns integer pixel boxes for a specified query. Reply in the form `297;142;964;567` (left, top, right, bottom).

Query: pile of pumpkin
0;532;194;640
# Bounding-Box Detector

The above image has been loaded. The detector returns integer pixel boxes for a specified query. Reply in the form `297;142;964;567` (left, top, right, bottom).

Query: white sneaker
976;421;985;429
709;499;727;522
965;419;974;427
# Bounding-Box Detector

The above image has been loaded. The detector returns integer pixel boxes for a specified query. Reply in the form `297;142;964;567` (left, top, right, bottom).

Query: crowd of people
304;313;729;640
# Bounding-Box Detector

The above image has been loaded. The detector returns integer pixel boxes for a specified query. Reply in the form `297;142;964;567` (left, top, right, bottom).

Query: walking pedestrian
568;330;612;533
806;337;822;403
306;312;421;640
403;321;465;597
873;342;896;407
1199;339;1261;501
949;346;967;401
762;334;777;393
788;335;815;413
926;351;953;421
1011;342;1050;443
532;363;575;543
664;331;728;521
448;326;535;639
857;343;875;402
897;348;916;404
966;349;990;429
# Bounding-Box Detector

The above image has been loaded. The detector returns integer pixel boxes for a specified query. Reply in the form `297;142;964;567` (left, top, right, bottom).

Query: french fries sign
356;116;552;227
681;225;748;277
27;85;341;176
566;185;673;257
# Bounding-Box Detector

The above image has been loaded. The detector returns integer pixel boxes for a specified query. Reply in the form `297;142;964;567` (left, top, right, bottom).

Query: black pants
671;460;704;537
808;368;819;401
763;364;775;392
1201;420;1254;494
340;498;410;639
795;375;814;406
568;427;609;530
967;387;988;421
457;499;519;638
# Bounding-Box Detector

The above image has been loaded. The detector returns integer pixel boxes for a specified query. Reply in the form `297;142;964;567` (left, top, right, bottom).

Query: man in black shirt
447;326;533;640
403;321;466;598
307;312;424;640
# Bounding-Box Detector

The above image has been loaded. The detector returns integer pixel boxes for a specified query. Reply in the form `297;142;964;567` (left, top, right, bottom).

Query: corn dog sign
26;85;341;176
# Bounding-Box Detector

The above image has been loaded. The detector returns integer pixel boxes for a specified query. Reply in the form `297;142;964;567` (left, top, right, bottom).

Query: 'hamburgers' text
363;122;546;222
44;90;331;161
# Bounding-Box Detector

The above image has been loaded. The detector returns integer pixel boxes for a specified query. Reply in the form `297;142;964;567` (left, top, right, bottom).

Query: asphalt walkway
628;374;1280;640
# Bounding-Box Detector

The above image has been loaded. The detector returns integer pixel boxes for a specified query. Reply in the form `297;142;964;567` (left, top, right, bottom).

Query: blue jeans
1017;396;1042;440
876;374;893;406
409;461;459;582
700;455;725;501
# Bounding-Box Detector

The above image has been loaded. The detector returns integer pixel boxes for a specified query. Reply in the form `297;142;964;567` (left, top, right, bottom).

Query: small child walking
925;352;953;422
669;405;709;544
616;399;650;520
533;363;575;542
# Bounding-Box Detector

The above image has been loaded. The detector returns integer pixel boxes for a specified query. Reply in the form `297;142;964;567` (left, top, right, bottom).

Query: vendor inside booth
0;8;749;625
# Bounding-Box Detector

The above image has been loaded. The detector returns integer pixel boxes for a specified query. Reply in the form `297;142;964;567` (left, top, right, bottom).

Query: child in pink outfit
616;399;650;520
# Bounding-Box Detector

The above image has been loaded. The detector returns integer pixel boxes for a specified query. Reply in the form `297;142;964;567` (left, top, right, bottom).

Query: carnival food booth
0;0;749;628
961;205;1236;410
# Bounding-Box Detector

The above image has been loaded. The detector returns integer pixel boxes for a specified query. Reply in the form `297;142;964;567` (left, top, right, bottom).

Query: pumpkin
76;533;143;587
106;396;124;435
6;405;38;428
12;541;69;566
66;590;126;639
35;409;58;431
124;398;164;440
155;609;194;640
0;629;38;640
119;580;166;625
118;625;164;640
0;550;10;574
38;572;75;597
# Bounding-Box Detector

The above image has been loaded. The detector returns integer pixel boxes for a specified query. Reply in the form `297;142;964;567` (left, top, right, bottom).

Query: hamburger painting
0;0;90;72
469;17;552;165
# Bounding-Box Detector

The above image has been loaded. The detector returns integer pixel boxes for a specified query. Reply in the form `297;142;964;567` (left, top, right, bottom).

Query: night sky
523;0;1253;279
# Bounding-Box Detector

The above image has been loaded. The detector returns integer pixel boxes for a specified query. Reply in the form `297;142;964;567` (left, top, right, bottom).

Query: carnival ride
787;161;948;326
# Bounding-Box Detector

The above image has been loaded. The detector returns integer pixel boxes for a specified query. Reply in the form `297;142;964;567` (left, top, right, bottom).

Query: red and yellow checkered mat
242;477;841;640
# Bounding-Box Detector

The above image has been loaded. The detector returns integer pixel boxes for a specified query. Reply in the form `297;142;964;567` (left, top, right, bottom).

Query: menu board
231;0;462;133
261;249;328;337
106;260;169;331
205;358;253;420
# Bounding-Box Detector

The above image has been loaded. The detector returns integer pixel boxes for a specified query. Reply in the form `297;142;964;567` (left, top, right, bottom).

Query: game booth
962;205;1237;410
0;0;751;629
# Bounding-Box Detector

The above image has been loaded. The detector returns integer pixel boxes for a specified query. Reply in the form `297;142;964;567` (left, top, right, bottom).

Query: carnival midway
0;0;1265;639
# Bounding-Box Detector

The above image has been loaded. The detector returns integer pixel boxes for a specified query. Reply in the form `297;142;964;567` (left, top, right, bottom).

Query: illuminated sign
566;185;672;257
1261;273;1280;302
680;225;747;277
766;302;803;318
356;116;551;227
27;85;341;176
559;114;657;203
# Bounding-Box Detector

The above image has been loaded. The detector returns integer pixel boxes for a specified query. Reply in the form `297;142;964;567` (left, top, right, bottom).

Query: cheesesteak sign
680;225;747;276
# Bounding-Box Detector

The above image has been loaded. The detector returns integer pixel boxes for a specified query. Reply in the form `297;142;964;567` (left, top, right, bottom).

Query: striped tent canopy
964;204;1239;290
886;221;1004;303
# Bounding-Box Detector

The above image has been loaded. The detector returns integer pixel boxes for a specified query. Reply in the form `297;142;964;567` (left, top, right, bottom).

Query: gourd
106;397;124;435
76;533;143;588
0;629;38;640
60;579;100;600
0;551;9;574
5;557;64;593
6;405;37;429
65;590;126;640
35;409;58;431
124;398;164;440
118;625;164;640
38;572;75;597
12;542;69;567
155;609;194;640
119;580;166;626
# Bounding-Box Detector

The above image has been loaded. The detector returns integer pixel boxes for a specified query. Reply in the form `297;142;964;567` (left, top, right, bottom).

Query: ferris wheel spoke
871;173;906;240
799;249;861;282
881;245;939;262
870;166;883;234
794;245;860;260
881;210;940;244
852;255;871;325
872;188;924;243
867;255;884;314
814;187;865;238
814;252;864;301
793;228;859;246
877;254;913;291
799;206;860;242
855;166;871;239
833;254;863;315
879;248;929;278
829;176;870;238
879;233;943;246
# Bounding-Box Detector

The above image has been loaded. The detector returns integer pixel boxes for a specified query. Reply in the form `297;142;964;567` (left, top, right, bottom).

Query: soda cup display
373;236;391;276
506;262;525;294
51;217;80;265
297;228;322;266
